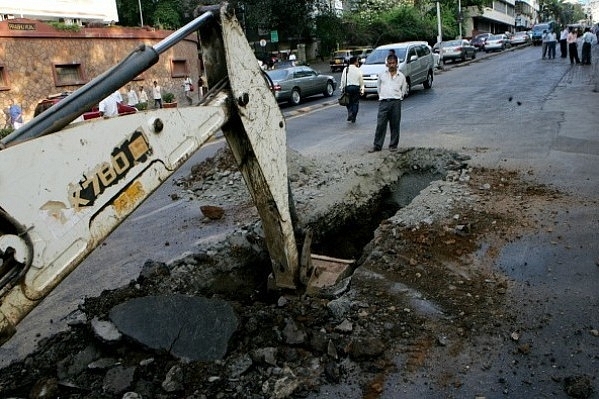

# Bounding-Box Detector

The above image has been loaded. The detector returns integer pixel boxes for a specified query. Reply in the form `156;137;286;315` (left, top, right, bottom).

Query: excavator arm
0;3;351;345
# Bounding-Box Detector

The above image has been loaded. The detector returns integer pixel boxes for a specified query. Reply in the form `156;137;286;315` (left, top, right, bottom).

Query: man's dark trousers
373;99;402;150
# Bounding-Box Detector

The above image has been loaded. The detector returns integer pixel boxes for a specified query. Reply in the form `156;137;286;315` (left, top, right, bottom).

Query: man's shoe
368;147;381;153
389;147;398;152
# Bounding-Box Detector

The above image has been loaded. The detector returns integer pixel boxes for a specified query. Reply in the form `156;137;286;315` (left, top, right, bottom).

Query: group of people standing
339;53;408;153
554;26;597;65
100;75;205;118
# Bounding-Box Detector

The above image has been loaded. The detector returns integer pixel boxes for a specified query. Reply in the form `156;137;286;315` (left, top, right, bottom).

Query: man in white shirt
339;56;364;123
369;54;408;153
127;85;139;107
152;81;162;108
581;27;597;65
559;26;569;58
99;91;121;118
547;30;557;59
183;75;193;105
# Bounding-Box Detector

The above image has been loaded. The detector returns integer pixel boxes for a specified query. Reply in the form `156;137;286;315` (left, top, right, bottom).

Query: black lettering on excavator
69;130;152;210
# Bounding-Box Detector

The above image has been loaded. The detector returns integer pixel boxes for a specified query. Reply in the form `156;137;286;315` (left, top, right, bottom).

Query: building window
0;65;9;91
53;63;86;86
171;59;188;78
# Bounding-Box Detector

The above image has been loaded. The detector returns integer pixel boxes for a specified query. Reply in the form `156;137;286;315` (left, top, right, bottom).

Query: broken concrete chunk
109;294;238;361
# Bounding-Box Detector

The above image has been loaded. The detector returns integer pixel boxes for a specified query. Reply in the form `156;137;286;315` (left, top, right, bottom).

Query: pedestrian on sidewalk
547;30;557;59
567;28;581;65
152;81;163;108
541;30;550;59
581;27;597;65
183;75;193;105
8;99;23;129
339;56;364;124
559;26;569;58
368;54;407;153
127;85;139;108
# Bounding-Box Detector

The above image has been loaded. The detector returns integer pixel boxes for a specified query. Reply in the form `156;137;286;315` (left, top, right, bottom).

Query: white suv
360;41;435;97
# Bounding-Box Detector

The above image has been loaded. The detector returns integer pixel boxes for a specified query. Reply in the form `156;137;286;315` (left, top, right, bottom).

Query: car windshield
533;24;549;32
333;51;348;58
267;69;290;80
489;35;502;40
363;48;407;65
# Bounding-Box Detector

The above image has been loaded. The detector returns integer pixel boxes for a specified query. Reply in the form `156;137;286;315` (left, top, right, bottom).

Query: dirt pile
0;147;587;399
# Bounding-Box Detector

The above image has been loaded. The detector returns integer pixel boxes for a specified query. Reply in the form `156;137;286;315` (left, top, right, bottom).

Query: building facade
0;0;118;25
0;19;199;123
465;0;517;37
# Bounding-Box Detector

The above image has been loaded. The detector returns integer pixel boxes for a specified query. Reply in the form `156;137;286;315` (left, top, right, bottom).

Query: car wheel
405;79;412;97
289;88;301;105
323;81;334;97
472;51;476;59
423;70;433;89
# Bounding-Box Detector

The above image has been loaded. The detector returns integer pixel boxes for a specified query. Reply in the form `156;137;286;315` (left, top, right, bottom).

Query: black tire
289;88;301;105
472;51;476;59
405;79;412;97
323;81;334;97
423;70;433;89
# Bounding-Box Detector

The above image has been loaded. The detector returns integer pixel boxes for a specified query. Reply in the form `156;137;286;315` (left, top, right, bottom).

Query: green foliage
137;102;148;111
115;0;196;29
0;127;13;139
314;12;345;58
48;21;81;32
163;92;175;103
344;4;439;46
153;1;181;30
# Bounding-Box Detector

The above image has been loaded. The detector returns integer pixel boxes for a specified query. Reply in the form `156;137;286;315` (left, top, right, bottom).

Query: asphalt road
1;43;598;388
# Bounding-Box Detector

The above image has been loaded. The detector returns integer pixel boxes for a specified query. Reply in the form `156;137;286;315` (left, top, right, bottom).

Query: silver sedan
266;66;336;105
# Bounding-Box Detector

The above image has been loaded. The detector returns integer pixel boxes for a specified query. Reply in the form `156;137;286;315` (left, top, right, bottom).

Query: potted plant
163;92;177;108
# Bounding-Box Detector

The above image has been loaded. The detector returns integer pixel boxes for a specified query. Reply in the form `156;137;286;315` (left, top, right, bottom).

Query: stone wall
0;19;199;122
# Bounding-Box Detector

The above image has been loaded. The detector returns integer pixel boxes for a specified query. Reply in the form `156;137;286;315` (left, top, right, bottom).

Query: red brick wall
0;19;199;121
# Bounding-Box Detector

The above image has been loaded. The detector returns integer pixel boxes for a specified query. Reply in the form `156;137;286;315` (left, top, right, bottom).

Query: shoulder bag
338;67;350;106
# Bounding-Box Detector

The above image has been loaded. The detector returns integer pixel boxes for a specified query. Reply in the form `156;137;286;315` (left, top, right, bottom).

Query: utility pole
458;0;462;39
138;0;144;27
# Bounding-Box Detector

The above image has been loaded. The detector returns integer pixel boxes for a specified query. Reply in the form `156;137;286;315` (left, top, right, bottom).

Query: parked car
510;31;531;46
471;32;492;51
266;65;336;105
484;34;510;52
329;49;354;72
34;91;138;120
360;41;435;97
433;39;476;62
329;47;373;72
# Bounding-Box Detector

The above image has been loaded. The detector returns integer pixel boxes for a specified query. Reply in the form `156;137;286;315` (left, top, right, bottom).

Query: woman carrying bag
339;56;364;123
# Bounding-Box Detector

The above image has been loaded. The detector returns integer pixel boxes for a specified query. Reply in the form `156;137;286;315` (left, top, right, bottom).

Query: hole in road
310;170;445;260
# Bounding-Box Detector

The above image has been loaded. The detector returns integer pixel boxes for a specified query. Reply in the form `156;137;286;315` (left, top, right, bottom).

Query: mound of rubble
0;147;582;399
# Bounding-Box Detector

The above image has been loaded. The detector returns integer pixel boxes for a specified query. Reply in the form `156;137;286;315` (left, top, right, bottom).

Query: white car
484;34;511;52
360;41;435;97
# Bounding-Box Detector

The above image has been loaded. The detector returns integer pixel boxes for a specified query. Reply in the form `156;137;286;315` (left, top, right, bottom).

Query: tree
115;0;192;29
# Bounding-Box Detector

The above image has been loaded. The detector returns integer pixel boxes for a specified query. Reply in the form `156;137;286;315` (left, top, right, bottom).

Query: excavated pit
309;170;444;261
4;147;573;399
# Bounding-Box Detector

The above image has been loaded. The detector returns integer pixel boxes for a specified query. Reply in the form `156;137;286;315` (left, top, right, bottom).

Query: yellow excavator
0;3;352;344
